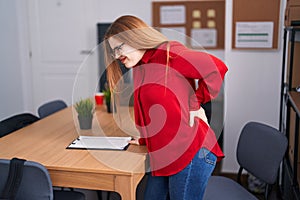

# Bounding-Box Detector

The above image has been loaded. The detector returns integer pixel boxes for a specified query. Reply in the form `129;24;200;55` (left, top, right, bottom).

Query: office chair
0;113;39;138
0;158;85;200
38;100;67;118
203;121;288;200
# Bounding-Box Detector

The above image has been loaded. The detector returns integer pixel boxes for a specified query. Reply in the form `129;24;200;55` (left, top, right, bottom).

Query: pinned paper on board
193;21;201;28
191;28;217;48
235;22;274;48
160;27;186;45
207;9;216;18
160;5;186;24
192;10;201;18
207;20;216;28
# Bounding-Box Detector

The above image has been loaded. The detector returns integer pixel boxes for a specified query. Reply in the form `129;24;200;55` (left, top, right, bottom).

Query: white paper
235;22;274;48
68;136;132;150
160;27;186;45
160;5;186;24
191;29;217;48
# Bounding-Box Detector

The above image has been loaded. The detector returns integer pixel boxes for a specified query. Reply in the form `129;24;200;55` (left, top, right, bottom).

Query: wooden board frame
232;0;281;50
152;0;225;49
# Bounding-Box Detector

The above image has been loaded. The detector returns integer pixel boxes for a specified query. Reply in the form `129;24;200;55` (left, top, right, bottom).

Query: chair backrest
0;159;53;200
38;100;67;119
237;121;288;184
0;113;40;138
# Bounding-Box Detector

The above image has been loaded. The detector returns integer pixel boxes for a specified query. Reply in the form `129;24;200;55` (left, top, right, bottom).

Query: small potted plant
74;98;94;129
103;84;112;113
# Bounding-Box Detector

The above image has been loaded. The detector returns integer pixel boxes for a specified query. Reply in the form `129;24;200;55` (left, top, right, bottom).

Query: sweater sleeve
133;86;146;146
170;47;228;109
138;138;146;145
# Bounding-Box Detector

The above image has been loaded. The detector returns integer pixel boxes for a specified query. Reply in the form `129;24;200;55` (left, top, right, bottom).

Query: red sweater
133;41;228;176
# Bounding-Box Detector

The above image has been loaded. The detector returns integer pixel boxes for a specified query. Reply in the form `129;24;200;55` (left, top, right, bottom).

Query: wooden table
0;106;147;200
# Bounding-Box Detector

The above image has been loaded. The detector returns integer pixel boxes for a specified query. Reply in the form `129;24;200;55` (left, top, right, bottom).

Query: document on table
67;136;132;150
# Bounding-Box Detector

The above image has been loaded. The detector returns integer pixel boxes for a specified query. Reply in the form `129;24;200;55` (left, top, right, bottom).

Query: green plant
74;98;94;117
103;88;111;103
102;83;111;103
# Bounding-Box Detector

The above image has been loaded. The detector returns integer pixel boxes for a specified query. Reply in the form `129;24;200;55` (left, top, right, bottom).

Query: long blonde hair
103;15;169;93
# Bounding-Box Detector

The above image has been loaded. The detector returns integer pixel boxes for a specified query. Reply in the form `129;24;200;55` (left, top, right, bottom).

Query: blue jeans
144;148;217;200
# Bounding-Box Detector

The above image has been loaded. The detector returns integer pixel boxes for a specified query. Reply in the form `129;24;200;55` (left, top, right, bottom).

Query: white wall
96;0;153;24
0;1;26;120
0;0;33;120
1;0;285;173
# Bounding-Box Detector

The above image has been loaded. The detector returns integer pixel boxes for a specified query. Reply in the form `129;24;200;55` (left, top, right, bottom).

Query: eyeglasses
111;43;125;59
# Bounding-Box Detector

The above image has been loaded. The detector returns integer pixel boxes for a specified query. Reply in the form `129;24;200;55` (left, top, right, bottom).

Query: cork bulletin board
232;0;281;50
152;0;225;49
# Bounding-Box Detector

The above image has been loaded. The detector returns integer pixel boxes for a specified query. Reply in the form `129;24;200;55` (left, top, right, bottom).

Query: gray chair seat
203;176;257;200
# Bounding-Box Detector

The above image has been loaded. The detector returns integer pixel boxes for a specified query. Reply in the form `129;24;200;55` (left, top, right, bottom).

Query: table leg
115;173;145;200
115;175;135;200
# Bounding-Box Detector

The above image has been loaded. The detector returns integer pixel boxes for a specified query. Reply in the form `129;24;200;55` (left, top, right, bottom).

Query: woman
103;15;228;200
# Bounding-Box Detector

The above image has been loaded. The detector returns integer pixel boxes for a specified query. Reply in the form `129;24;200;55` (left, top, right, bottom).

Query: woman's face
108;37;145;68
